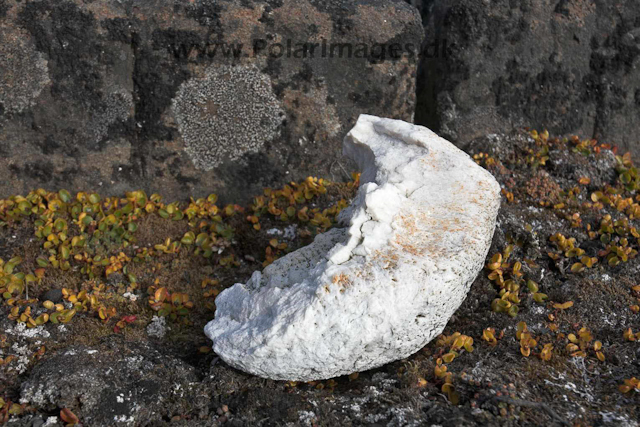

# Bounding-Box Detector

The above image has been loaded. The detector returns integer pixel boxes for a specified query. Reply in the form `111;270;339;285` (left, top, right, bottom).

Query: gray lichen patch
172;65;284;171
86;87;133;146
0;25;50;114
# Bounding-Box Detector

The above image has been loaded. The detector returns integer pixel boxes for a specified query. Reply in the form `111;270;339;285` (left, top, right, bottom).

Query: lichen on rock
19;338;204;426
172;64;284;171
205;115;501;381
86;87;133;146
0;24;50;114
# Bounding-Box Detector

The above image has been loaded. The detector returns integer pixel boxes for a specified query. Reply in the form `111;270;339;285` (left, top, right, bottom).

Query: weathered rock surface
417;0;640;155
19;337;206;426
0;0;422;202
205;115;501;381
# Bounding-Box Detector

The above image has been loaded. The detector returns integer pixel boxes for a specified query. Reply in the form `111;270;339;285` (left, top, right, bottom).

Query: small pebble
41;289;63;303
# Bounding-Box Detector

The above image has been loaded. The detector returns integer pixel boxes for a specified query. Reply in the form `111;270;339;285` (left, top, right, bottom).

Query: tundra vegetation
0;130;638;425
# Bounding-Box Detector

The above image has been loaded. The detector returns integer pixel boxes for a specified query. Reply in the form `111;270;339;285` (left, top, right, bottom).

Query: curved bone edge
205;115;501;381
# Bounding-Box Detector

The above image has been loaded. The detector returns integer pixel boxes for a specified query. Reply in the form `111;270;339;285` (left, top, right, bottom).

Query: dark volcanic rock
0;0;422;203
40;289;63;304
19;337;207;426
417;0;640;155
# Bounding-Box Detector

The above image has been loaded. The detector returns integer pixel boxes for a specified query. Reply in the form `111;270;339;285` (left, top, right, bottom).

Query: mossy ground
0;131;639;426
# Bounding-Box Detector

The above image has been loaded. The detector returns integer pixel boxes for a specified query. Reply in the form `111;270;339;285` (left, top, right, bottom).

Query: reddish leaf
60;408;79;425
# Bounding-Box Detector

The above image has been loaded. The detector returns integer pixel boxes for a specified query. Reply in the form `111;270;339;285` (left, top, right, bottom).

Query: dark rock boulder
19;337;208;426
0;0;423;203
417;0;640;155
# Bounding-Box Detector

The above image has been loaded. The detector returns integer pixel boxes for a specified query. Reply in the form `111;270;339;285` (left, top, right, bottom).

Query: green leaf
58;189;72;203
4;263;15;274
195;233;209;247
50;312;60;324
181;232;195;245
60;246;71;260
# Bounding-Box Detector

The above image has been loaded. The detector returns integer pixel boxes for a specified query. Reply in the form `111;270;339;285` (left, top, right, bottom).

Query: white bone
205;115;501;381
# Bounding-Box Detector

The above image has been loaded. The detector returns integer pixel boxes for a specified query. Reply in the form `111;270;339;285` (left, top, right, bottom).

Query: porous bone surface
205;115;501;381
